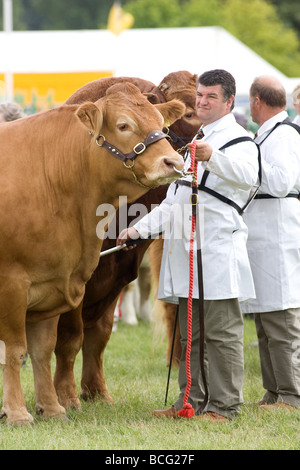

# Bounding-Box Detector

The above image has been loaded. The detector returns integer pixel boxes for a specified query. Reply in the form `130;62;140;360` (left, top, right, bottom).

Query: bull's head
159;71;201;152
76;83;186;191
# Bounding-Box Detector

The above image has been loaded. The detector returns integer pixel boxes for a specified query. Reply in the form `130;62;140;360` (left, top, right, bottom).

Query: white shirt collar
202;113;235;137
257;110;288;138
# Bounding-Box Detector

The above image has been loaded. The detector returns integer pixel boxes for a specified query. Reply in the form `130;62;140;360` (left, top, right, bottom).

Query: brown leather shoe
152;405;179;418
195;411;229;422
256;399;268;406
260;402;298;411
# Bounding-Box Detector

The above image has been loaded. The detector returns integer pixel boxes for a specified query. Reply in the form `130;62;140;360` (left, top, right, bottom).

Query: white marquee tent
1;26;299;106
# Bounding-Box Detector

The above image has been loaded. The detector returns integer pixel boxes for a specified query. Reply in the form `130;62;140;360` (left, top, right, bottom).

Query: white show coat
134;113;259;304
293;114;300;126
241;111;300;313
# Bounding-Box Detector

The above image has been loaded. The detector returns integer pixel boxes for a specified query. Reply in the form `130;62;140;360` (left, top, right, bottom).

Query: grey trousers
255;308;300;408
173;297;244;419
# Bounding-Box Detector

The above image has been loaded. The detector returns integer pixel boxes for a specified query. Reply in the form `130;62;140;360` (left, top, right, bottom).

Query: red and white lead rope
177;140;198;418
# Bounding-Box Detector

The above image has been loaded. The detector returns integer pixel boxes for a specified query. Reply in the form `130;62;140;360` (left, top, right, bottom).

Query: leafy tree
1;0;26;29
269;0;300;38
124;0;223;28
125;0;181;28
1;0;116;30
221;0;300;76
179;0;224;27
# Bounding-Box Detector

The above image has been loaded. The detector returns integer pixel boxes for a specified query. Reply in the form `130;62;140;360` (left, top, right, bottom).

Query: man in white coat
241;76;300;410
117;69;259;421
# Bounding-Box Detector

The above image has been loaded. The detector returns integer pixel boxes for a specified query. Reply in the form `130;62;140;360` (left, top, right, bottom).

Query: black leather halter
96;130;168;162
95;129;169;189
163;127;192;155
163;127;191;148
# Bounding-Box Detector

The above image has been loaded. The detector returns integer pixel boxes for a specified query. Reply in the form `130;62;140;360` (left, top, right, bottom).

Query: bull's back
65;76;165;105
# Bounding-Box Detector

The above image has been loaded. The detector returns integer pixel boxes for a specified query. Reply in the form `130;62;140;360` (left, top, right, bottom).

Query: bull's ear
76;101;103;134
143;92;161;104
155;99;185;126
159;82;169;93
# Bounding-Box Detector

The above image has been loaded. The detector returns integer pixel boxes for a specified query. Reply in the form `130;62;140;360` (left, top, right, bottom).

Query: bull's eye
117;123;129;132
185;113;194;119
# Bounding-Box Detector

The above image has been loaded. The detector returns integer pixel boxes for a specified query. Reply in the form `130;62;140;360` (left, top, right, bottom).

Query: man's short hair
250;78;286;108
197;69;236;110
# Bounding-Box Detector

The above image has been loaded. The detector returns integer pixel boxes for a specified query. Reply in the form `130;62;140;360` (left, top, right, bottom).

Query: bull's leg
0;279;33;426
54;305;83;410
81;301;116;403
26;316;67;420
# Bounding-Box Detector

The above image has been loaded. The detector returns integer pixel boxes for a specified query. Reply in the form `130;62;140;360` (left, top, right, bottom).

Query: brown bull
0;82;185;425
53;72;200;406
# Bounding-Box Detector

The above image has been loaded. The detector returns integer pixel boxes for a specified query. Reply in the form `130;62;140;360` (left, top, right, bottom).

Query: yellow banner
0;71;113;113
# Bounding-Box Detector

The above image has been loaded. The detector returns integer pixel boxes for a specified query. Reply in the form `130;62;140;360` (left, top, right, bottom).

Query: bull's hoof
36;403;67;420
37;411;69;422
4;411;34;426
80;389;113;404
59;396;82;411
7;417;34;427
51;414;70;421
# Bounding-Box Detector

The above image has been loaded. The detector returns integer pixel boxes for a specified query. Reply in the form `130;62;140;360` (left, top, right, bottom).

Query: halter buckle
133;142;146;155
190;192;199;205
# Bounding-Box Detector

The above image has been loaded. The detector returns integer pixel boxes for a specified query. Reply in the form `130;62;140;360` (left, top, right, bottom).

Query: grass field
0;317;299;450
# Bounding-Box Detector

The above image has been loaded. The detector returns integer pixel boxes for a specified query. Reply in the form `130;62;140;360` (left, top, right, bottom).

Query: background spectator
0;102;25;123
292;83;300;125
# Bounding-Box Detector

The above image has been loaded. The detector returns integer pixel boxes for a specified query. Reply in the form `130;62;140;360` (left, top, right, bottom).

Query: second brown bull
54;72;201;407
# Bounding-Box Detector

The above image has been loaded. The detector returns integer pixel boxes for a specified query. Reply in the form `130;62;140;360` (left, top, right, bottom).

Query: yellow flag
107;1;134;36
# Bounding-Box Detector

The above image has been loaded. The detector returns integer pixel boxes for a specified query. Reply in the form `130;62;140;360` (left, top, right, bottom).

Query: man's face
249;94;260;125
294;102;300;115
195;83;234;125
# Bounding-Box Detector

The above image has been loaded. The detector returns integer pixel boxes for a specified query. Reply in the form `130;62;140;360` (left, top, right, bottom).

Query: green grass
0;318;299;450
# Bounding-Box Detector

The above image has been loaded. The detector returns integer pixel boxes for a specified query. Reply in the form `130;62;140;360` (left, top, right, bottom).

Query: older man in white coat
117;69;259;421
241;76;300;410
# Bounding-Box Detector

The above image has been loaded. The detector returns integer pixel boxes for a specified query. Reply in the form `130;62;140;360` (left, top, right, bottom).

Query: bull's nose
172;165;192;178
163;156;184;173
